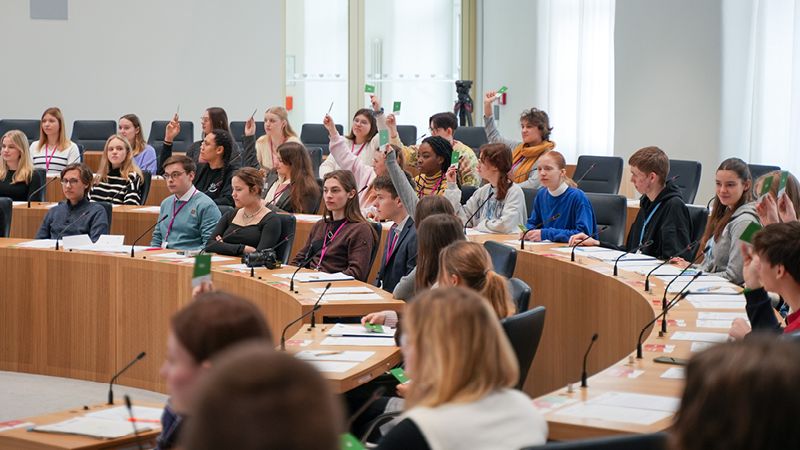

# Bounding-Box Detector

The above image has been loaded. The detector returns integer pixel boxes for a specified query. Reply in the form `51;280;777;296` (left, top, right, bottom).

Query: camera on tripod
242;248;281;269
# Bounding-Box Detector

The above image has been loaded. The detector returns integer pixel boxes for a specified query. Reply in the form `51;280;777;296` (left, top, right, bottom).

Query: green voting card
497;86;508;94
364;84;376;93
739;222;763;244
341;433;366;450
364;322;384;333
392;101;402;114
379;129;389;146
192;254;212;288
760;175;774;196
778;171;789;198
389;367;410;384
518;224;527;233
451;149;461;166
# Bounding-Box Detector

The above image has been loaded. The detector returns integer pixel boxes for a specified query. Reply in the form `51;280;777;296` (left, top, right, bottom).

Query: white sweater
30;140;81;175
445;183;527;234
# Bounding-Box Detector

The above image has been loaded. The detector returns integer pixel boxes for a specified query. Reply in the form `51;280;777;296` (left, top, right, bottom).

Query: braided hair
422;136;453;173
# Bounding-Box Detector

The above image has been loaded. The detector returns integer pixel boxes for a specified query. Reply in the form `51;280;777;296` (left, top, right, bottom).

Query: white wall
0;0;284;141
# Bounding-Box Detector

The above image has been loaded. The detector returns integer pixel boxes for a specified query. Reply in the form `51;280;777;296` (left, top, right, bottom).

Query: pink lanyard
44;144;58;171
271;182;290;203
510;156;525;175
316;221;348;270
352;141;367;157
165;189;197;242
384;227;401;264
417;175;444;199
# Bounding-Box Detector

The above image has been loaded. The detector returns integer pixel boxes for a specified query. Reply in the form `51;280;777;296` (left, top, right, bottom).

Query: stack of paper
274;272;354;282
295;350;374;362
327;323;396;338
504;240;552;247
670;331;729;343
311;285;383;301
320;337;396;347
85;406;163;423
15;239;58;249
686;293;746;310
552;392;678;425
33;417;157;439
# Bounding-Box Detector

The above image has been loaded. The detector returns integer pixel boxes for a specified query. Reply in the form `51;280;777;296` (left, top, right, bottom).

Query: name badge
161;241;168;249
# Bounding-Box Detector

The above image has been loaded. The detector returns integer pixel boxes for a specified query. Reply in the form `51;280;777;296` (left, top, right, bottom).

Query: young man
372;174;417;293
569;146;692;260
36;163;109;242
151;155;221;250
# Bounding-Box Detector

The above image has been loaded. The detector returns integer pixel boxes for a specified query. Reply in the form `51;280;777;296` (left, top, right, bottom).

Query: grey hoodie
700;202;760;285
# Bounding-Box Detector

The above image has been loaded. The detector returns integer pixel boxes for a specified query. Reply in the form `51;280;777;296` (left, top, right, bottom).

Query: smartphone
654;356;689;366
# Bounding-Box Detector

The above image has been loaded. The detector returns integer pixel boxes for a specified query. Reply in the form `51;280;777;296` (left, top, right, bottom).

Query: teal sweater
151;188;221;250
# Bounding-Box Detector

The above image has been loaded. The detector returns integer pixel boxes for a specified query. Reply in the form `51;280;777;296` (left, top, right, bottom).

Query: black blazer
375;218;417;293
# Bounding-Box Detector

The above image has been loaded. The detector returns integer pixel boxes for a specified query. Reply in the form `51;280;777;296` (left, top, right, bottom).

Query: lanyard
165;189;197;242
384;226;401;264
351;141;367;157
639;202;661;247
44;144;58;171
417;175;444;199
316;221;348;270
510;156;525;174
271;182;290;203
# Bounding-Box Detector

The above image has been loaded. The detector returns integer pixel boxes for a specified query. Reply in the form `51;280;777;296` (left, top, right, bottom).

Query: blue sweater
151;188;222;250
526;186;596;242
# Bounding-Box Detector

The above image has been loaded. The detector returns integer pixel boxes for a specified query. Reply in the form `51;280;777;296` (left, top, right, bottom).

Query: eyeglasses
164;171;187;180
60;178;81;186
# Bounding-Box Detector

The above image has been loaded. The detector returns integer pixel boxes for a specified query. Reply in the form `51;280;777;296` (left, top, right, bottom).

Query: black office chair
748;163;781;182
574;155;623;194
508;277;532;313
585;193;627;247
369;222;383;270
31;169;47;202
230;121;265;149
501;306;546;389
0;197;12;237
687;204;709;245
217;205;235;218
668;159;702;204
460;185;478;205
140;171;153;204
96;201;113;228
453;126;488;154
148;120;195;153
0;119;40;143
483;241;517;278
307;146;323;176
522;187;538;217
71;120;117;151
76;143;86;162
395;125;417;146
275;214;297;264
522;432;667;449
300;123;343;155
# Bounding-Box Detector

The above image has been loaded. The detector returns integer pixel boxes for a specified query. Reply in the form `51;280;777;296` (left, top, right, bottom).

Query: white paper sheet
690;341;714;352
590;392;679;412
135;206;162;213
274;272;354;282
688;300;745;310
311;286;374;294
655;274;728;283
553;246;609;254
96;235;125;246
152;252;188;259
12;201;27;206
220;263;250;271
33;417;156;439
85;406;163;422
670;331;729;343
320;337;396;347
552;404;672;426
589;251;657;262
321;294;383;301
686;293;745;303
632;264;685;276
697;312;748;320
295;350;374;362
293;214;323;222
327;323;396;337
503;240;552;247
14;239;58;249
61;234;93;249
696;319;736;329
306;360;360;373
465;228;488;236
667;281;740;293
660;368;685;379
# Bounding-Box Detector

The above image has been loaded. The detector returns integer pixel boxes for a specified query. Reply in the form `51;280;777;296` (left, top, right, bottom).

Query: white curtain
535;0;615;162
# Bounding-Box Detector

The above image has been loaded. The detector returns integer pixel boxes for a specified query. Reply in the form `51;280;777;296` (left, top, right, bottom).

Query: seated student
754;170;799;225
290;170;377;282
444;143;527;234
35;163;108;242
375;287;547;450
192;129;236;206
182;343;343;450
482;91;554;189
263;141;321;214
89;135;144;205
372;175;417;293
156;291;272;450
0;130;43;201
151;155;222;250
205;167;282;257
670;336;800;450
318;104;382;178
384;109;480;187
569;146;693;259
118;114;157;174
671;158;758;285
30;107;81;175
413;136;452;198
243;106;301;171
521;150;596;242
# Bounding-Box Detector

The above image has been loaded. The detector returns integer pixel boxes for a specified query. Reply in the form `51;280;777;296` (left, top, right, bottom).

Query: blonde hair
438;242;515;319
403;287;519;408
38;107;70;151
95;134;143;183
539;150;576;187
255;106;297;168
0;130;35;183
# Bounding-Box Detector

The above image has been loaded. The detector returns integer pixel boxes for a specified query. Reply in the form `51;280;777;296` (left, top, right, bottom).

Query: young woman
117;114;157;174
30;107;80;175
157;291;272;450
89;135;144;205
0;130;43;201
375;287;548;450
263;141;321;214
243;106;301;171
205;167;282;257
444;143;527;234
414;136;452;198
318;107;381;178
193;129;235;206
290;170;377;282
522;150;597;243
754;170;800;225
483;91;555;189
36;163;109;242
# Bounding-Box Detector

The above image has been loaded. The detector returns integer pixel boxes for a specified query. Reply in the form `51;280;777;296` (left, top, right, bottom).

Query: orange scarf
510;141;555;184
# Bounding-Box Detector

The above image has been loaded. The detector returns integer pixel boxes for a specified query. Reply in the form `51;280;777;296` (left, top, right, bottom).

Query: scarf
510;141;555;184
414;171;447;197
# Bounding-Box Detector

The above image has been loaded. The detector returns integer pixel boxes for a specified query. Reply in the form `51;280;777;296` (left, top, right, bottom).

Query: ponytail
482;270;515;318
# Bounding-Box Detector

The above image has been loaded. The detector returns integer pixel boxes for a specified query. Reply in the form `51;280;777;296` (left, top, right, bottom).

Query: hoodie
699;202;759;285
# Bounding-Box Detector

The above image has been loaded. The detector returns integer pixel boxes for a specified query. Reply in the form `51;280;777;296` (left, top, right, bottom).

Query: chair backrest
275;214;297;264
483;240;517;278
300;123;343;155
0;197;12;237
460;185;478;205
76;143;86;162
70;120;117;151
501;306;546;389
748;163;781;182
687;204;709;245
522;432;667;450
667;159;702;204
453;126;488;154
585;192;627;247
229;121;265;149
521;187;538;217
140;170;153;204
396;125;417;146
0;119;41;143
575;155;624;194
307;146;323;176
508;277;532;313
97;201;113;228
369;222;383;270
147;120;195;153
31;169;47;202
217;205;235;218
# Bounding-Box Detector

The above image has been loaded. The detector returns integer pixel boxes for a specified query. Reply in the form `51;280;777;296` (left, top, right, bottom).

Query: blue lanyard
639;202;661;247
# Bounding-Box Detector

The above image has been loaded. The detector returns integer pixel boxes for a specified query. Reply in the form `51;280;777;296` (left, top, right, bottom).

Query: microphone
636;272;701;359
661;268;704;335
200;226;241;255
310;282;333;329
644;240;700;292
123;395;145;450
580;333;599;388
289;239;324;294
520;213;561;250
573;163;597;187
131;215;169;257
55;210;92;251
27;176;59;208
659;248;705;333
570;225;608;262
612;239;654;276
463;191;494;234
280;283;331;350
108;351;146;405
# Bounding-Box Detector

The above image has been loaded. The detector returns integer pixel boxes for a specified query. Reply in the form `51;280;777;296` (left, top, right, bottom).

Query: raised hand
445;165;458;183
244;116;256;136
778;193;798;223
322;114;338;137
165;114;181;142
483;90;497;117
370;95;382;112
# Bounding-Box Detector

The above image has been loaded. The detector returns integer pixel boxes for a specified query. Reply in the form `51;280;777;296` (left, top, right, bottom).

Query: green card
778;171;789;197
497;86;508;94
392;101;401;114
379;129;389;146
451;149;461;166
364;84;376;93
364;322;384;333
739;222;763;244
760;175;774;196
340;433;366;450
518;224;527;233
389;367;410;384
192;254;212;288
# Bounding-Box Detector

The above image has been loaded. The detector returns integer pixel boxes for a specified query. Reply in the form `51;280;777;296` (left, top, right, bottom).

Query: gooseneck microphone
581;333;599;388
281;283;332;350
573;163;597;187
644;241;699;292
612;240;653;276
289;240;324;294
636;272;702;358
108;351;146;404
123;395;145;450
27;176;60;208
309;282;332;329
660;248;705;333
520;213;561;250
130;215;169;257
463;191;494;234
55;210;92;251
570;226;608;262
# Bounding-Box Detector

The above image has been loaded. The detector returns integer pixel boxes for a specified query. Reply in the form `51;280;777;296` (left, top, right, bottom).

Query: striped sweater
30;141;81;175
89;168;143;205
